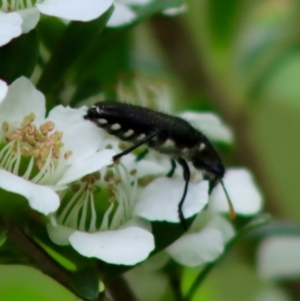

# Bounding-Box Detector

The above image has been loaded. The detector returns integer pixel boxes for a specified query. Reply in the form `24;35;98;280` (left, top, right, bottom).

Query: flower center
55;164;138;232
0;112;72;185
0;0;42;12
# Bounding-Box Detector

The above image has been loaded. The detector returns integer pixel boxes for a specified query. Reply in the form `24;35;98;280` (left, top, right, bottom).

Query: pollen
0;112;72;182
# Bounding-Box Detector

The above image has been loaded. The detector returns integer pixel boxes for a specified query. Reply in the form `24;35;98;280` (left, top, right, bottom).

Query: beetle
84;101;235;229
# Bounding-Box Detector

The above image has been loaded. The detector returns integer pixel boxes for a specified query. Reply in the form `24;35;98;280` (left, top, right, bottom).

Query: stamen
89;193;97;232
2;121;9;133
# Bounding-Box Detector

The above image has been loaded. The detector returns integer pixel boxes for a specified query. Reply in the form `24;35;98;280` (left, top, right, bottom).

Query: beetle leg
177;158;190;230
113;131;160;162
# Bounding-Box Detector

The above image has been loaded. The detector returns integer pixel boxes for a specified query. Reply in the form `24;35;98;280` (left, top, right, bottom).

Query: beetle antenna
221;180;236;220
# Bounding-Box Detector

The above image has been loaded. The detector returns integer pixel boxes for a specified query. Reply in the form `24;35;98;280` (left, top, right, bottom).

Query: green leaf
0;30;39;83
208;0;243;47
37;6;114;95
37;17;67;53
0;228;6;248
70;268;99;301
74;0;184;83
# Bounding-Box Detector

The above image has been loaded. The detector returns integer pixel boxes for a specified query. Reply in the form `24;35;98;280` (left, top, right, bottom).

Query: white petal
0;80;8;104
121;154;167;178
0;169;59;214
48;106;104;164
179;112;234;143
16;8;40;33
37;0;113;21
69;226;155;265
206;214;235;242
163;4;187;16
134;178;209;222
0;11;22;46
211;168;263;215
107;3;136;27
47;223;74;245
57;149;115;185
252;287;291;301
0;77;45;126
119;0;152;4
257;236;300;280
167;228;224;267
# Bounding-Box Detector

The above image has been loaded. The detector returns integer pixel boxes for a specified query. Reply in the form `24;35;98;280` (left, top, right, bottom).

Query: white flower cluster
0;77;263;266
0;0;154;47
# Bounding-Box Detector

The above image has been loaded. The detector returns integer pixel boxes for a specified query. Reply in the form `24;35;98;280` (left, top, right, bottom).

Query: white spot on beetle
98;118;107;124
137;133;146;140
163;139;175;148
199;143;206;151
123;129;134;138
95;106;101;114
111;123;121;131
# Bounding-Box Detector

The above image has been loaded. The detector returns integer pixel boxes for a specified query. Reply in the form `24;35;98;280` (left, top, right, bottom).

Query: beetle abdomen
85;101;202;154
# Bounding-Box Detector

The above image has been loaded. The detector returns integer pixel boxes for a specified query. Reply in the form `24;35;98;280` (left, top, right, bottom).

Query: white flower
210;168;263;215
163;4;187;16
47;139;209;265
0;0;113;46
0;76;113;214
107;0;152;27
47;155;158;265
179;111;234;144
166;168;263;267
257;236;300;280
167;212;234;267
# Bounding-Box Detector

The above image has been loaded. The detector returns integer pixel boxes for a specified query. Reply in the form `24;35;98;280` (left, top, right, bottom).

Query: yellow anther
32;149;39;157
52;149;60;159
40;121;54;135
21;113;35;128
2;121;9;133
104;170;115;182
64;150;72;159
26;134;37;146
21;146;32;156
36;160;44;170
108;196;116;203
39;147;50;160
114;177;121;185
23;124;36;135
130;169;137;176
51;131;63;142
34;131;47;143
9;129;23;142
71;184;80;192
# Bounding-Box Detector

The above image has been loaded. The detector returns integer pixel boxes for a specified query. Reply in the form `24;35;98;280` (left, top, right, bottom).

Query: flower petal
163;4;187;16
0;80;8;104
179;112;234;143
48;106;105;164
16;7;40;33
167;228;224;267
47;223;75;246
120;0;152;4
211;168;263;215
0;77;45;126
134;178;209;222
58;149;115;185
0;11;22;46
257;236;300;280
0;169;59;214
206;213;235;242
37;0;113;21
121;154;167;178
107;3;136;27
69;225;155;265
